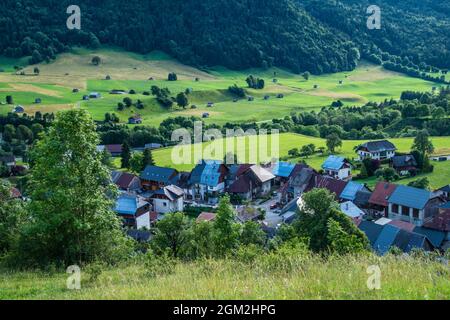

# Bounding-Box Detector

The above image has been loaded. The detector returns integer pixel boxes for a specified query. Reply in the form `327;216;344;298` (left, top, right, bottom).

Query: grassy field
151;133;450;189
0;48;443;125
1;253;449;300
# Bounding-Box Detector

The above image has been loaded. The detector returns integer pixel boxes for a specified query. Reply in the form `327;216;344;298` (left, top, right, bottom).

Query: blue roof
358;221;384;246
140;165;177;184
322;155;346;171
272;162;296;178
374;224;401;255
200;160;223;187
439;202;450;209
388;185;432;209
340;181;364;201
114;195;139;216
405;232;427;252
413;227;445;248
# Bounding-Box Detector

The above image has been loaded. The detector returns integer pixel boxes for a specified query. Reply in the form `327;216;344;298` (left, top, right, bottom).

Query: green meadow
0;48;443;125
152;133;450;189
1;253;449;300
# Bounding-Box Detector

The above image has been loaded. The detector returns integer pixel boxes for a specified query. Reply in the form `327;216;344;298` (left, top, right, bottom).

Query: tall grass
1;250;449;300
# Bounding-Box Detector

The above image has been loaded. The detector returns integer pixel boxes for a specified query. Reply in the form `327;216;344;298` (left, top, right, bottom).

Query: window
413;209;420;219
392;204;399;214
402;206;409;216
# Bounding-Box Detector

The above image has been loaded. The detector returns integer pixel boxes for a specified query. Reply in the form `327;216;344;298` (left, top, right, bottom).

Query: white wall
136;212;151;230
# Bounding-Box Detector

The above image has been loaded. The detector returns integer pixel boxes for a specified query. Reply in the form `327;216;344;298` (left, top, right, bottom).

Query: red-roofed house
196;212;217;223
423;204;450;240
113;172;141;192
368;182;398;216
305;174;348;200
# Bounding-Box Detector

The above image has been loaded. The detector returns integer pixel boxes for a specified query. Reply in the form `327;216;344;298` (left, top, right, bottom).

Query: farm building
128;115;142;124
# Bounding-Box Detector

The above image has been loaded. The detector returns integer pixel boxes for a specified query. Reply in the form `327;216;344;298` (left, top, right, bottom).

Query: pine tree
142;148;155;169
121;141;131;169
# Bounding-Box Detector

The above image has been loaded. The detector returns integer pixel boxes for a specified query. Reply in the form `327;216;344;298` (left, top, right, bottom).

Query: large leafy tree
151;212;190;258
293;188;369;253
412;129;435;155
17;110;130;267
213;195;241;256
326;133;342;153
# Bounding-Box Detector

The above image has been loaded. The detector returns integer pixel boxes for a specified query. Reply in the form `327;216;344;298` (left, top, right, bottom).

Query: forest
1;0;449;75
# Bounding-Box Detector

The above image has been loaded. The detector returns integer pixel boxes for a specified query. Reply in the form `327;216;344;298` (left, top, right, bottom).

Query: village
78;139;450;255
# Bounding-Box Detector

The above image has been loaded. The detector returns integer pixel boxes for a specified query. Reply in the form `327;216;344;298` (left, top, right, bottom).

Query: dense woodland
1;0;449;75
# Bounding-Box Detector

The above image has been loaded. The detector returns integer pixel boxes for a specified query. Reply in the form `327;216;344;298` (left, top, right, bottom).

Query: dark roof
357;140;396;152
127;229;152;242
423;208;450;232
358;221;384;246
438;185;450;193
374;224;400;255
392;155;417;168
105;144;123;154
388;185;434;210
413;227;446;248
369;182;398;207
353;190;372;207
189;161;207;184
306;174;348;200
115;172;139;190
152;185;184;201
141;165;178;184
229;175;252;193
175;172;191;189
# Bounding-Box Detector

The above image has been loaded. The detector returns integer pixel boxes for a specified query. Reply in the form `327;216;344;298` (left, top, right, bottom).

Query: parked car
270;203;278;210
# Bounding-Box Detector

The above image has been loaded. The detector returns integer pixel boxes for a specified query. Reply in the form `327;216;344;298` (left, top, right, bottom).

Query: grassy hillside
1;253;449;300
152;133;450;188
0;48;442;126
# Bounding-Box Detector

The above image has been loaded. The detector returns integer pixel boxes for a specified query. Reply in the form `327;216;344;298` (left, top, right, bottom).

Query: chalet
188;160;228;205
150;185;184;214
97;144;123;157
228;165;275;201
368;182;398;216
128;115;142;124
114;194;151;229
112;171;141;192
387;185;445;227
391;155;418;176
305;175;348;201
196;212;217;223
140;165;179;191
282;167;315;202
271;162;296;185
356;140;396;161
321;155;352;180
13;105;24;113
89;92;101;99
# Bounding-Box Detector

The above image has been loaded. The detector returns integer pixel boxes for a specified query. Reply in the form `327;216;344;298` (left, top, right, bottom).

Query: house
358;221;434;255
284;167;315;201
356;140;397;161
140;165;179;191
392;155;418;176
437;185;450;200
228;165;275;201
271;162;296;185
340;181;367;202
353;189;372;209
196;212;217;223
423;202;450;241
128;115;142;124
112;171;141;192
150;185;184;214
114;194;151;229
340;201;365;218
305;175;348;201
188;160;229;205
13;105;24;113
144;143;163;150
89;92;101;99
368;182;398;216
387;185;445;226
321;155;352;180
0;155;16;168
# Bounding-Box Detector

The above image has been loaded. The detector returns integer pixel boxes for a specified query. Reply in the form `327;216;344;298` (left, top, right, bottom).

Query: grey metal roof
140;165;177;184
358;140;396;152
